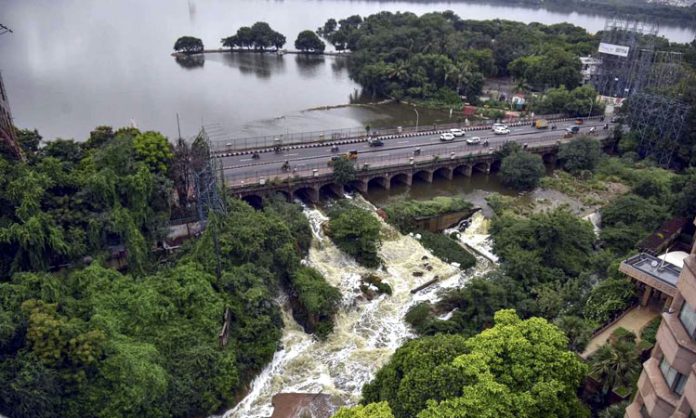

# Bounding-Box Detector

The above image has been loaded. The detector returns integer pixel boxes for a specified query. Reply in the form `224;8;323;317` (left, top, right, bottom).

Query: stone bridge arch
368;176;390;191
292;186;319;203
490;159;502;172
433;166;453;180
390;172;412;188
241;194;264;209
473;161;491;174
413;169;433;183
454;164;473;177
346;179;367;194
319;182;344;199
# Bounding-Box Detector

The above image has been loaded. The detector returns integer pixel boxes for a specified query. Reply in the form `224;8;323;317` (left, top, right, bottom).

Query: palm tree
590;341;641;406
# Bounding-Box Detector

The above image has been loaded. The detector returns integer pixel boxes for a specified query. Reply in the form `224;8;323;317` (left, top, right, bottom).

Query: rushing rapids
222;198;494;417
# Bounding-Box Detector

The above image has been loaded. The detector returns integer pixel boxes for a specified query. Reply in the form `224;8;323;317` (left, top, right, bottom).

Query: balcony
678;255;696;307
657;313;696;372
637;358;679;418
685;364;696;412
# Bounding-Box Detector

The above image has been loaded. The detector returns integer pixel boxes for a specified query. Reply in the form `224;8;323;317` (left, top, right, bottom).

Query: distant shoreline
171;49;350;58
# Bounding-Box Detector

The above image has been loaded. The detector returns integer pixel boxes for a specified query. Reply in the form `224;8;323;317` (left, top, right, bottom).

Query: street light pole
413;106;419;131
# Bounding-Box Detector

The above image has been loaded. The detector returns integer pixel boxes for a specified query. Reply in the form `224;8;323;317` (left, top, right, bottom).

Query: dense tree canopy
319;13;597;104
295;30;326;53
0;124;341;418
558;136;603;174
173;36;204;53
357;310;588;418
221;22;286;50
499;150;545;191
328;204;382;268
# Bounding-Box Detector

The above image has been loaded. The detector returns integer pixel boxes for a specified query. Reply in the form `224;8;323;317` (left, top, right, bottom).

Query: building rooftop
623;253;682;288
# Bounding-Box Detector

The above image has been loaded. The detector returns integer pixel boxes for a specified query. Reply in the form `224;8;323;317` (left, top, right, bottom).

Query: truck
534;119;549;129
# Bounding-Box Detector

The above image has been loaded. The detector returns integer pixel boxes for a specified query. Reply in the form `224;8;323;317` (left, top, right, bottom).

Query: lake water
1;0;693;141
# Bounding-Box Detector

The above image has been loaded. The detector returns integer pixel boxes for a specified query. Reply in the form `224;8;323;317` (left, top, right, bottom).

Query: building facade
0;71;22;159
626;222;696;417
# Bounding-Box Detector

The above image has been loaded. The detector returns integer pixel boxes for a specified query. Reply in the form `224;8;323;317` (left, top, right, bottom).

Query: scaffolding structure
192;127;227;279
593;17;691;167
593;18;658;98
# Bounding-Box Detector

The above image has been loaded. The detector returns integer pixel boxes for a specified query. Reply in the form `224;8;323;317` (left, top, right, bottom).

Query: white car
449;128;465;137
492;123;508;132
493;127;510;135
440;133;455;142
466;137;481;145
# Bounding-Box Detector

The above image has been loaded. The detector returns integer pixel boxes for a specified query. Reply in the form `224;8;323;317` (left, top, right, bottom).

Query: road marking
240;158;252;162
285;153;298;156
398;140;409;144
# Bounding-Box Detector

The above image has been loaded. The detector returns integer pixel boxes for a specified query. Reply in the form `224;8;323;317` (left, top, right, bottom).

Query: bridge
218;116;612;206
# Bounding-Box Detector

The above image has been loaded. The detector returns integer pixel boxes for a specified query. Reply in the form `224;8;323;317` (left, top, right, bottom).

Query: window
659;356;687;395
680;301;696;339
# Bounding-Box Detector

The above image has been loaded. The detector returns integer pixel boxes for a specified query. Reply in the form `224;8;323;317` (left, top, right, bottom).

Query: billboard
598;42;630;57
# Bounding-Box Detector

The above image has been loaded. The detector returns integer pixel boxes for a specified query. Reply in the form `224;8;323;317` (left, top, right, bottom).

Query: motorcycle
251;152;260;159
331;145;340;153
603;123;609;130
281;160;290;171
551;124;557;130
414;148;421;156
482;140;489;147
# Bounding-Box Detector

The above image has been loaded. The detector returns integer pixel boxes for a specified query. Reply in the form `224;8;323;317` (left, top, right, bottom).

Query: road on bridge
221;118;612;187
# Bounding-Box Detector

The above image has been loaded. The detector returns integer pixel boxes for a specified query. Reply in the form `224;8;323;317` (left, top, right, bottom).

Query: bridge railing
210;113;580;154
223;132;589;189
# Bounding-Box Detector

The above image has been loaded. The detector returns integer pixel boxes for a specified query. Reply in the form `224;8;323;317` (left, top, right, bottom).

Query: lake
1;0;693;141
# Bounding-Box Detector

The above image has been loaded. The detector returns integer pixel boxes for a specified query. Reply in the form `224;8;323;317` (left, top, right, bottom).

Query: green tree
289;266;341;338
584;278;638;324
555;315;596;352
333;402;394;418
328;205;381;268
590;339;641;404
295;30;326;53
133;131;173;174
332;156;356;186
362;310;589;418
418;310;589;418
558;136;602;173
499;150;545;191
173;36;204;53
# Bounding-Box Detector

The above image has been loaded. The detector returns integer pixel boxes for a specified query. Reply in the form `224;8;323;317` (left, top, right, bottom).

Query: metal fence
223;130;602;188
209;113;574;154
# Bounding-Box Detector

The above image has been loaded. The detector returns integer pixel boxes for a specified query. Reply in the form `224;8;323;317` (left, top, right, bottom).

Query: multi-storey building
625;220;696;417
0;71;22;159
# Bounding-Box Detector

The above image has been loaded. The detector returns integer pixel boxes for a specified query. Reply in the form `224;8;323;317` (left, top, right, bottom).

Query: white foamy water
445;211;499;264
222;198;493;417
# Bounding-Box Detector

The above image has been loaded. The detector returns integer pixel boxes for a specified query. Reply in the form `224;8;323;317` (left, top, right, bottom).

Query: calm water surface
1;0;693;141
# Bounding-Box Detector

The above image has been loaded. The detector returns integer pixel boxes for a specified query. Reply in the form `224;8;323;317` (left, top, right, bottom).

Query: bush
290;267;341;338
418;231;476;269
383;197;473;233
405;303;433;333
328;205;381;268
584;278;638;324
640;316;661;346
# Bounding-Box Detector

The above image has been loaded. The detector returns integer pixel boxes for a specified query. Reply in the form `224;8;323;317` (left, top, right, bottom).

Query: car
492;123;508;132
493;127;510;135
449;128;465;137
466;137;481;145
565;126;580;134
367;137;384;147
440;133;455;141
